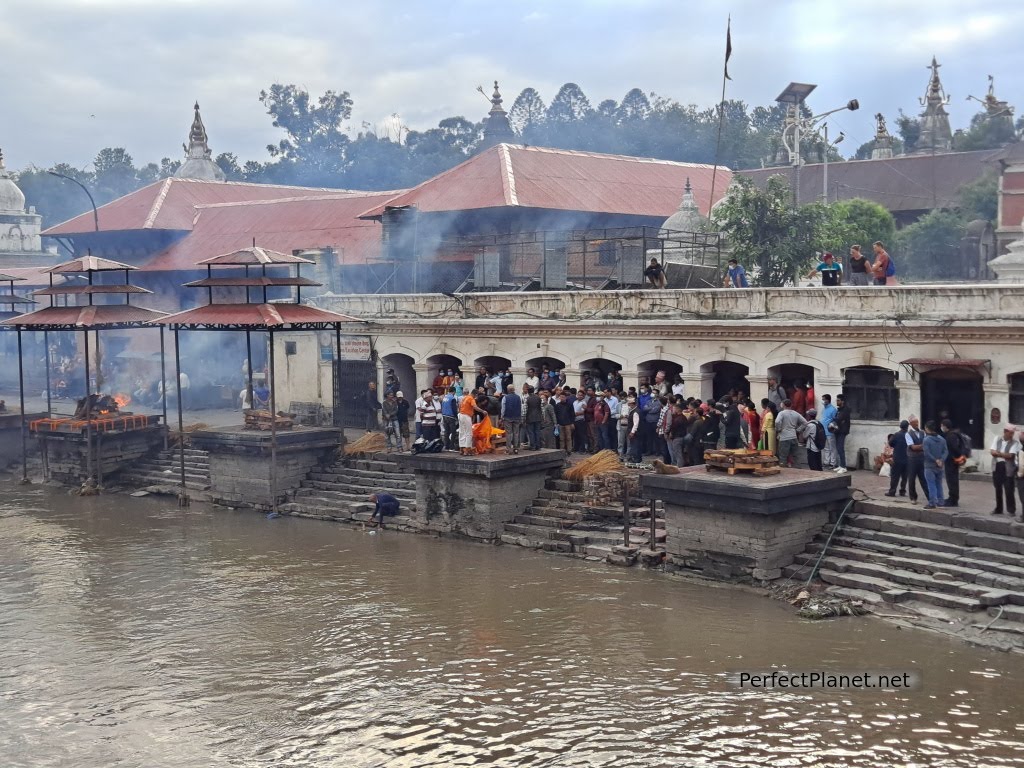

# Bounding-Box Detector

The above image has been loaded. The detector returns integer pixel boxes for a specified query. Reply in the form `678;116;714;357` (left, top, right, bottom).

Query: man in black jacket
885;420;910;497
830;394;851;473
940;419;965;507
553;392;576;455
721;400;742;449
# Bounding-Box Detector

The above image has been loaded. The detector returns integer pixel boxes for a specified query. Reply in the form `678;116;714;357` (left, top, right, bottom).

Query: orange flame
113;393;131;408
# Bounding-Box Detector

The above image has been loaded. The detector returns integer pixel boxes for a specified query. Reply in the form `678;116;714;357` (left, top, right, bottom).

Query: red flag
724;16;733;81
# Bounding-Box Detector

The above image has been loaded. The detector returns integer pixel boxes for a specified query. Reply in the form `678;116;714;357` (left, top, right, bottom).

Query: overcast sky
4;0;1024;170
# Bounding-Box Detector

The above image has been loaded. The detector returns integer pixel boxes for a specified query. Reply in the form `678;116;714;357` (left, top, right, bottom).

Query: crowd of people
713;241;896;289
362;366;863;472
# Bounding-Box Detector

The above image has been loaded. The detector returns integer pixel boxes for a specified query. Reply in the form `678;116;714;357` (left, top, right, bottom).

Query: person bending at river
369;493;400;527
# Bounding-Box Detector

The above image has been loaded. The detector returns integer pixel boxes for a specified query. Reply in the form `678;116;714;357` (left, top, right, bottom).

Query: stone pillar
413;364;430;398
896;378;920;422
814;377;844;412
696;371;716;402
395;451;566;540
509;367;528;393
746;375;770;405
643;467;851;582
620;369;640;395
983;383;1010;473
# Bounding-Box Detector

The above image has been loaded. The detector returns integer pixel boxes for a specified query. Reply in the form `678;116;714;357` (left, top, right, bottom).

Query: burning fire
113;393;131;408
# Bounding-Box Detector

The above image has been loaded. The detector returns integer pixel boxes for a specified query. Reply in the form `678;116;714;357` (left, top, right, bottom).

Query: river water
1;483;1022;768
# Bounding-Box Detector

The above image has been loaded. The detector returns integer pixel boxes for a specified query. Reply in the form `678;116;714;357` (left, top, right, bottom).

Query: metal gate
333;359;378;428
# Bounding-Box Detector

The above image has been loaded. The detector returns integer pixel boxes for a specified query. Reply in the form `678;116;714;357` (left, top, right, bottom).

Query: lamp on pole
822;124;845;203
776;82;858;207
47;171;99;232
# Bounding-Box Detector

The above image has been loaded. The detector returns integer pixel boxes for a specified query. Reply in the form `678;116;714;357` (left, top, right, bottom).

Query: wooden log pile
583;471;639;507
704;448;781;476
243;409;295;431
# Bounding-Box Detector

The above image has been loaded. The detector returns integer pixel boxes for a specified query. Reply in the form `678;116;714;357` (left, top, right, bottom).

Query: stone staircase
500;476;667;565
784;500;1024;624
123;447;211;493
280;453;417;524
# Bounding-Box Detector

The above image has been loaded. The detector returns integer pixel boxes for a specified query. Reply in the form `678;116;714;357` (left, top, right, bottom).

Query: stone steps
793;550;1024;598
788;502;1024;618
282;455;417;519
122;447;211;491
813;533;1024;581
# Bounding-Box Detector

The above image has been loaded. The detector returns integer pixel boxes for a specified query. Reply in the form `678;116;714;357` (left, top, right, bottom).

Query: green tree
259;84;353;185
822;198;896;256
895;110;920;154
713;175;832;286
954;109;1016;151
957;170;998;221
508;87;546;136
894;209;966;281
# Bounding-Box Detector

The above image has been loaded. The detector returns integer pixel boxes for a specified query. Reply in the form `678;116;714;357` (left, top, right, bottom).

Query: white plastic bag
879;463;891;478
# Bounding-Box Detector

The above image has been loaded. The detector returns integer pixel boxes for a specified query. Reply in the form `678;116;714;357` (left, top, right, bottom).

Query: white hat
1004;423;1016;431
395;391;403;398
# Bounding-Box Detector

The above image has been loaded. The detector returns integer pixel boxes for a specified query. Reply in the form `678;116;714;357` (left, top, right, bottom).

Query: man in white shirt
990;424;1022;516
524;368;540;392
414;389;427;440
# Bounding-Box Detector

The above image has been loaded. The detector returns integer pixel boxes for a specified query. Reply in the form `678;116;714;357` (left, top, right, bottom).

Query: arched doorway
425;353;463;395
525;355;567;390
635;359;682;393
381;353;415;397
473;355;511;391
921;367;984;447
579;357;624;391
702;361;749;403
767;363;817;409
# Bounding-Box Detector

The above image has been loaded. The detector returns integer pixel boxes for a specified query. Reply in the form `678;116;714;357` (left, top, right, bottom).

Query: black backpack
812;421;827;450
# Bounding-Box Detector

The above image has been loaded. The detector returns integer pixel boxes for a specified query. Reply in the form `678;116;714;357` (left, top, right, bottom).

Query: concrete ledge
190;425;342;456
642;466;851;516
395;449;565;479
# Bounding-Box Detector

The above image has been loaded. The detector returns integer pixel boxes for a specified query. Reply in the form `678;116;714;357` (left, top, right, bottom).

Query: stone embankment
785;500;1024;629
122;447;211;497
280;454;418;525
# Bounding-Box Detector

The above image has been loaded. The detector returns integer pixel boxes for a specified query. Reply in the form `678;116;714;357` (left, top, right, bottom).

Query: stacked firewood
582;470;639;506
704;448;781;476
243;409;295;431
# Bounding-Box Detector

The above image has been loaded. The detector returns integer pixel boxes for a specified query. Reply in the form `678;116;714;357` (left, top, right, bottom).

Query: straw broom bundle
343;432;387;455
564;449;622;481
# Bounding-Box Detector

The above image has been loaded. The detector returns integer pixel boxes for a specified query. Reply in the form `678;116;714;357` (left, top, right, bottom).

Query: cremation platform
36;424;166;484
395;450;565;540
642;467;851;582
188;425;343;509
0;410;45;467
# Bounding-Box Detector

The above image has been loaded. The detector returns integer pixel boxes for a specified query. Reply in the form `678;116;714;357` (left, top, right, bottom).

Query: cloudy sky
4;0;1024;170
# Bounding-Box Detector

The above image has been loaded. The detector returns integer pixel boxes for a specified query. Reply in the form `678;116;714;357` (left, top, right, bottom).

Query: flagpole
707;14;732;222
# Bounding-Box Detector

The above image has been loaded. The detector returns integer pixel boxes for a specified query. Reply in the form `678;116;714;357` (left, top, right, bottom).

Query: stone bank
643;467;852;581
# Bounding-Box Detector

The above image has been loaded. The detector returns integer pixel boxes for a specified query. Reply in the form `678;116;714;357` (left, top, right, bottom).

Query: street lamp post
822;124;845;203
776;83;858;207
47;171;99;232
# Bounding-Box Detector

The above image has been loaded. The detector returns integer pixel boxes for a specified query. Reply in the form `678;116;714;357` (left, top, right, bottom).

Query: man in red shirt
870;241;890;286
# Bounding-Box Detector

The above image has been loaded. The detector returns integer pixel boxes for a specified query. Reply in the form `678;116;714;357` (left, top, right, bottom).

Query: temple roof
174;102;226;181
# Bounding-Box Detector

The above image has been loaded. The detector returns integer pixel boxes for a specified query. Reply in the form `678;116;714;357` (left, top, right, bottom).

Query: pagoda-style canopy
0;272;35;317
0;255;165;330
153;246;360;330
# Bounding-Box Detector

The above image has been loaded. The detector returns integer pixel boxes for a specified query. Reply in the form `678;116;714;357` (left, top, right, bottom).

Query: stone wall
643;468;851;582
398;452;565;540
207;449;332;509
663;504;831;581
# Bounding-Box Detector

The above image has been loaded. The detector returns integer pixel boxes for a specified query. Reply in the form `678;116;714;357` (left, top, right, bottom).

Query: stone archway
524;355;567;390
426;353;463;395
473;355;512;391
579;357;624;391
700;361;750;403
381;352;415;397
767;363;817;410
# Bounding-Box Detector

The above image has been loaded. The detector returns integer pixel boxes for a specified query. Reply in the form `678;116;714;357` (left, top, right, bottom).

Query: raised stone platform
37;425;165;484
189;425;342;509
642;467;851;582
395;450;565;540
0;411;43;467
